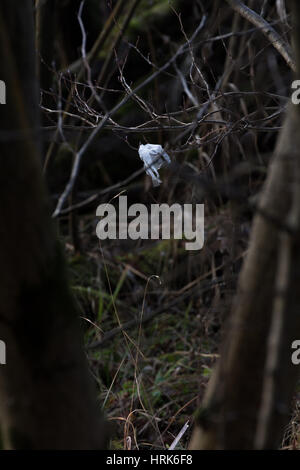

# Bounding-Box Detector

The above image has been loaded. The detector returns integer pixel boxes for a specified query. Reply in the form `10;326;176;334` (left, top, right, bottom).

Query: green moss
110;439;124;450
117;239;178;276
98;0;180;58
129;0;179;33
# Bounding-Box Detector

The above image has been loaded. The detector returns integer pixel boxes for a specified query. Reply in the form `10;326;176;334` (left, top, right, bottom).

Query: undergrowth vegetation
62;202;246;449
49;0;300;449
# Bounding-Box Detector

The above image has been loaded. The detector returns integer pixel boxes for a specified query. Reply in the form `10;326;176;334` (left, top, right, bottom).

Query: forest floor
61;195;300;449
58;197;244;449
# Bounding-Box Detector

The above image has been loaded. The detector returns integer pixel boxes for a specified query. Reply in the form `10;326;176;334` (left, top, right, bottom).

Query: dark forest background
0;0;300;450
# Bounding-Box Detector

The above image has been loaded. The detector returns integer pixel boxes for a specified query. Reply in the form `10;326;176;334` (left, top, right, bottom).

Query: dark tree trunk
0;0;106;449
190;0;300;450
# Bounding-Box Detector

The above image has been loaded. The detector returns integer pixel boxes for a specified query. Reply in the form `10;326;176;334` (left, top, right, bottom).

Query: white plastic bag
138;143;171;187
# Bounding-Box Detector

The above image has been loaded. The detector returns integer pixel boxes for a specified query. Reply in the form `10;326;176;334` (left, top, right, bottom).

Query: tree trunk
0;0;105;449
190;1;300;450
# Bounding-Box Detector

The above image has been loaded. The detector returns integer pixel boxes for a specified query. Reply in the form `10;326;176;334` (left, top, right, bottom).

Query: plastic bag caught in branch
138;144;171;187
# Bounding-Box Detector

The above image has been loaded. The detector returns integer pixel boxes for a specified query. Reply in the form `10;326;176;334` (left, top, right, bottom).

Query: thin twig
225;0;295;71
86;279;226;350
52;16;207;217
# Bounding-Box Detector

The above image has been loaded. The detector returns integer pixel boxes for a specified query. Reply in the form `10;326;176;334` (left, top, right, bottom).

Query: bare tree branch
225;0;295;71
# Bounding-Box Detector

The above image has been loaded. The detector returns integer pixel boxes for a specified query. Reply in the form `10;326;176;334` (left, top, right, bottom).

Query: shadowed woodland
1;0;300;450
